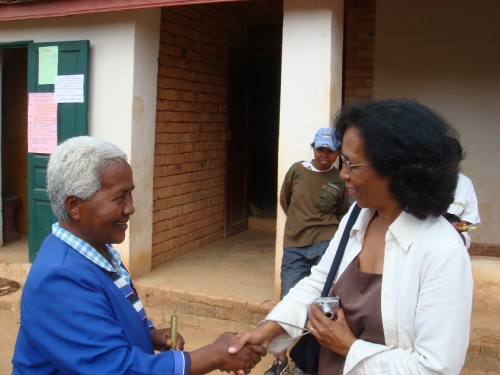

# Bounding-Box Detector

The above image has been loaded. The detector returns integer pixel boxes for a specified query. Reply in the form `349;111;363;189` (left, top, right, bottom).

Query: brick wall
343;0;376;105
136;283;274;334
153;4;246;267
153;1;375;268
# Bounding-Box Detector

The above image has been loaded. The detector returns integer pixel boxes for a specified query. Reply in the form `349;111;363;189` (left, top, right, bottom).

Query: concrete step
471;256;500;314
248;212;276;232
135;283;276;333
463;310;500;373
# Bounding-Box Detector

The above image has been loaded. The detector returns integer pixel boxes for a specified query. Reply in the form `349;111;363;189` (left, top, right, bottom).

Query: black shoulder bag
289;204;361;375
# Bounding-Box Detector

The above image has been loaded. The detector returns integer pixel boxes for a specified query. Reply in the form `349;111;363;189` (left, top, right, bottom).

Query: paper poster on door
28;93;58;154
38;46;58;85
55;74;84;103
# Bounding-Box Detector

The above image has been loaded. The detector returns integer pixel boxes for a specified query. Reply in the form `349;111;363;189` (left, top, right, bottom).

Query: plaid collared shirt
52;223;130;284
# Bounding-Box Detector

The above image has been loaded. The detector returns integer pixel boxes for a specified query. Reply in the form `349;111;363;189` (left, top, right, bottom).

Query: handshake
205;332;268;374
155;327;267;375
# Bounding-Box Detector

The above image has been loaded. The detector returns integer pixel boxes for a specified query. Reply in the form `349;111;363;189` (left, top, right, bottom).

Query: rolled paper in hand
170;315;178;349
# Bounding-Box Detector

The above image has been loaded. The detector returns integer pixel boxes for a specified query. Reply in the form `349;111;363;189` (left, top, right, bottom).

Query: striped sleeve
172;351;191;375
147;319;155;331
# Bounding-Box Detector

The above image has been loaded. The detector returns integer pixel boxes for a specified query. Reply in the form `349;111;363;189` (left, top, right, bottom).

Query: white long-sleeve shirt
447;173;481;249
267;205;473;375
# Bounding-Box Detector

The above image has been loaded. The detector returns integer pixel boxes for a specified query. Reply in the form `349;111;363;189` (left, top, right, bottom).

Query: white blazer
267;205;473;375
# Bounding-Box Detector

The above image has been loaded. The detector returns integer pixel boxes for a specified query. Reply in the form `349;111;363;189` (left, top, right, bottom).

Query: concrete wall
128;9;161;276
0;8;161;276
375;0;500;247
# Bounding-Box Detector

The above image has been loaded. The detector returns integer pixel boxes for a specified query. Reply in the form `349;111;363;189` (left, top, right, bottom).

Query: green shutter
27;41;89;261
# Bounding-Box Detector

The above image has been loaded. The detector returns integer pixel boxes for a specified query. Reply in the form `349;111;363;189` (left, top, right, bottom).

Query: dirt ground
0;308;275;375
0;309;19;375
0;307;492;375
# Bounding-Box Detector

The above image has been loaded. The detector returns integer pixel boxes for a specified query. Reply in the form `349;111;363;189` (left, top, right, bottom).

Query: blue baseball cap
313;128;341;151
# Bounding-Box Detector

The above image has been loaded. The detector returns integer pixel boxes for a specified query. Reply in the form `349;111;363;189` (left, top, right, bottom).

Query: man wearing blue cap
263;128;349;375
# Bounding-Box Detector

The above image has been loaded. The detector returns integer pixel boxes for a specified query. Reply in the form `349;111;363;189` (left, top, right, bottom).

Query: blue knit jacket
12;234;184;374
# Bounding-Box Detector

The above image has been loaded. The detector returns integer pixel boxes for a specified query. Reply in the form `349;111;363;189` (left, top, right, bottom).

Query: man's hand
150;328;185;351
190;332;267;375
451;220;470;233
215;333;267;374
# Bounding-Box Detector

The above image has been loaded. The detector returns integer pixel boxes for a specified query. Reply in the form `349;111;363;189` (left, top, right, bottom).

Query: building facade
0;0;498;278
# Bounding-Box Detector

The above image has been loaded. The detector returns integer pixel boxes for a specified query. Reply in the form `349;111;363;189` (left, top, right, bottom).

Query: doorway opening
1;47;28;248
246;22;282;228
248;54;281;216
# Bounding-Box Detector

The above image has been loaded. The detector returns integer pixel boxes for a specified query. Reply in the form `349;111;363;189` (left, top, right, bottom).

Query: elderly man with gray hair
12;136;265;374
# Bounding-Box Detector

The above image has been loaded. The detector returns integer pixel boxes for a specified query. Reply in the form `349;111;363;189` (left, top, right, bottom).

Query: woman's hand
228;321;284;355
150;328;185;351
306;304;356;357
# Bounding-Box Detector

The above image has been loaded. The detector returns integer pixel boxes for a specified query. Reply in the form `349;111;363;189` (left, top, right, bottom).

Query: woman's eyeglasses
339;153;371;173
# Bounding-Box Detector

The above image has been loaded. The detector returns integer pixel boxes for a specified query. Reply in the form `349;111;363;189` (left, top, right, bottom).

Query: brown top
280;162;349;248
319;256;385;375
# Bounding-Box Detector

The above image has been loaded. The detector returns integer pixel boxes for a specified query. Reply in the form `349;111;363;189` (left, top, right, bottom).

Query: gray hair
47;136;128;222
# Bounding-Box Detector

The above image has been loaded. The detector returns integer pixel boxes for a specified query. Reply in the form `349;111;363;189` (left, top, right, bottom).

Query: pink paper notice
28;93;58;154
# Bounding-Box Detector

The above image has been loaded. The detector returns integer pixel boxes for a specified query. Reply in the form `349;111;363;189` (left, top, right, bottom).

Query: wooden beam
0;0;250;21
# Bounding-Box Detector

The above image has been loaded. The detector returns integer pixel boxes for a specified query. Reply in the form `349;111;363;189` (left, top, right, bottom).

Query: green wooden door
27;41;89;261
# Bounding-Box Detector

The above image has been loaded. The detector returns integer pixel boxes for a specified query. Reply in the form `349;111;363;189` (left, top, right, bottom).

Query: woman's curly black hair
334;99;463;220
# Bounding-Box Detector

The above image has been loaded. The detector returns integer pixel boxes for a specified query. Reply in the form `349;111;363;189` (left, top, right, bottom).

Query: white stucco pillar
126;8;161;277
275;0;344;300
107;8;161;278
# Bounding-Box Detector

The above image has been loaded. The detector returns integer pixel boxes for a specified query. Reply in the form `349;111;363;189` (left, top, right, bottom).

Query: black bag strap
320;204;361;297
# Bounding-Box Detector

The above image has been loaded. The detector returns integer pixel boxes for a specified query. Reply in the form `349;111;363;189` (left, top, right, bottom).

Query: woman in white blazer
229;99;473;375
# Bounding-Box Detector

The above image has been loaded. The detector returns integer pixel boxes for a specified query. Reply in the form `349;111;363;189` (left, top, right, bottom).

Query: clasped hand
212;332;267;374
153;328;266;374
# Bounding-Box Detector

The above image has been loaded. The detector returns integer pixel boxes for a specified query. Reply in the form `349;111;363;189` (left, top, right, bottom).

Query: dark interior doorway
248;55;281;214
1;47;28;243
